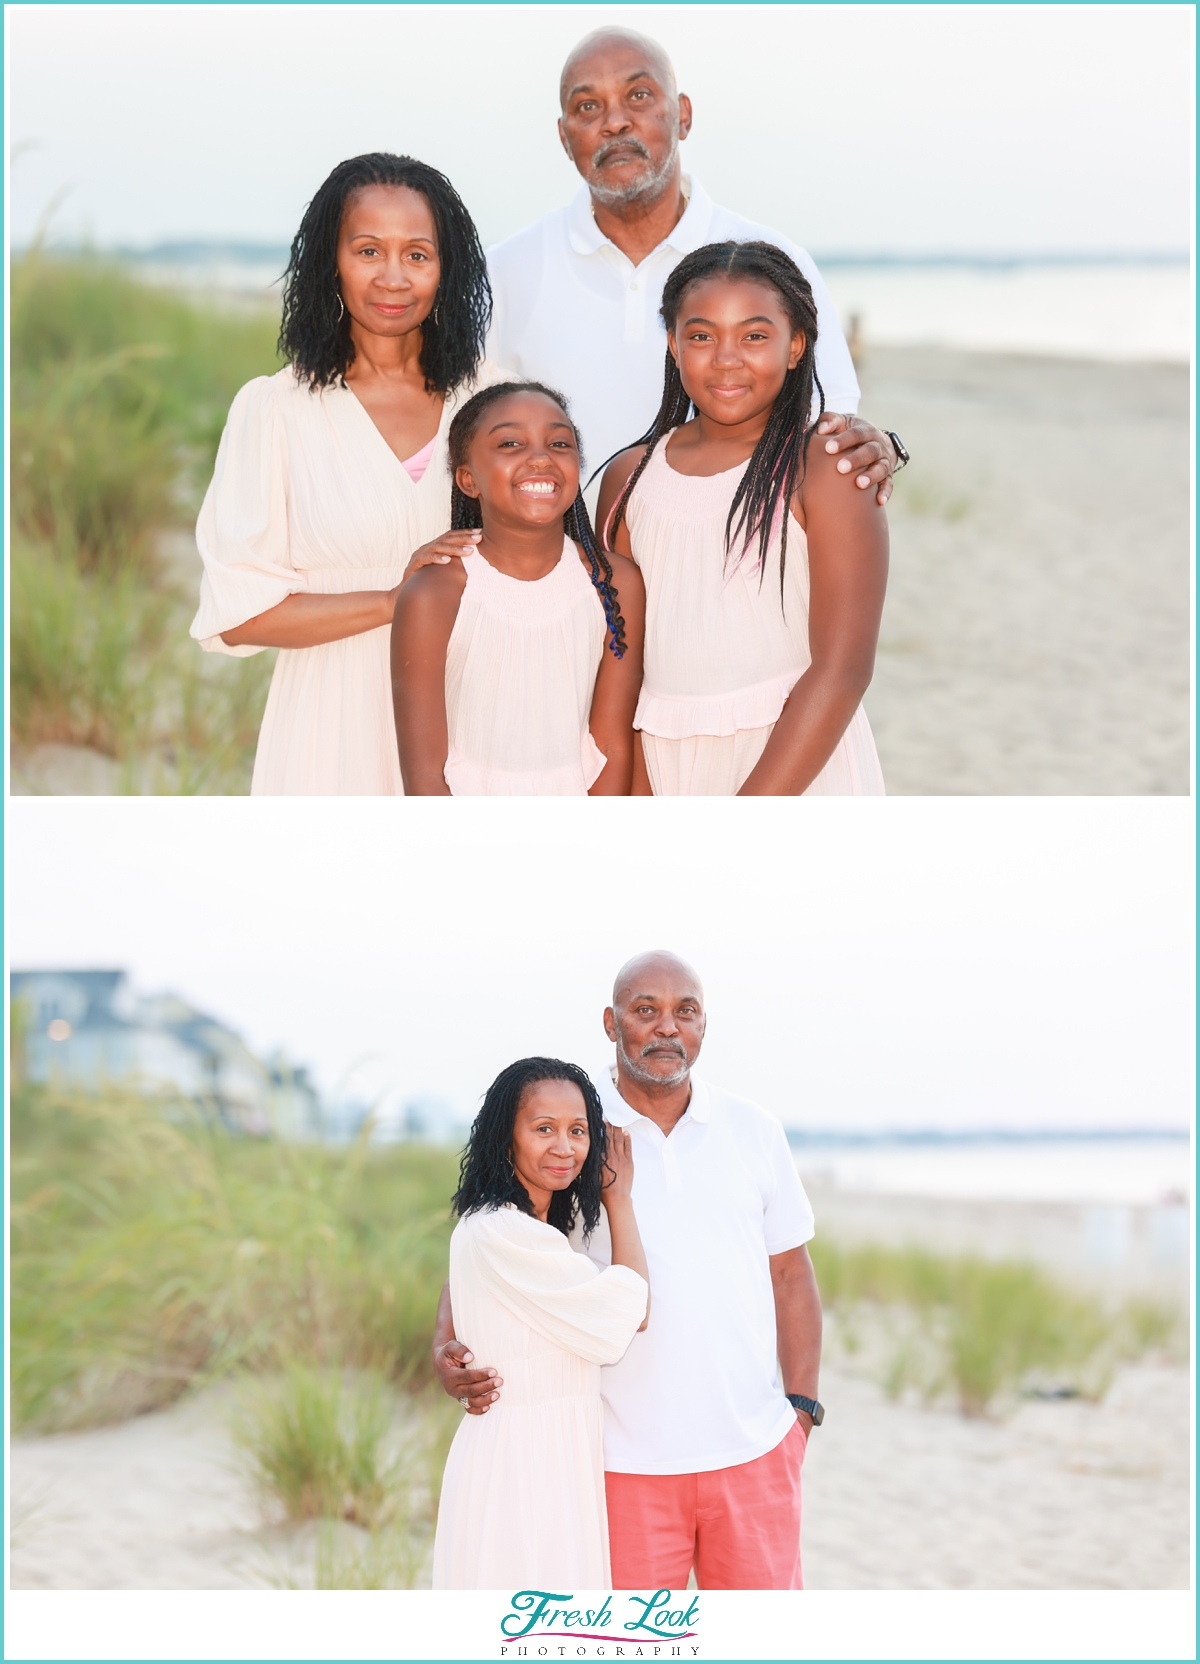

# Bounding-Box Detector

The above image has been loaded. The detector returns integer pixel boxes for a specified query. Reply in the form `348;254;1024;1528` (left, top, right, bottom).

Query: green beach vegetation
10;1055;1184;1582
809;1238;1184;1417
10;249;282;792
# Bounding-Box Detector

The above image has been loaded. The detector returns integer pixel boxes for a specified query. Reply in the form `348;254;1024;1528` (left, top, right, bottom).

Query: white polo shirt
486;175;860;479
570;1066;815;1476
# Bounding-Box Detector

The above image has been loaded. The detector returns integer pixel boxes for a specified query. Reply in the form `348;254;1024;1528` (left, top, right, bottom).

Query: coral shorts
606;1419;807;1590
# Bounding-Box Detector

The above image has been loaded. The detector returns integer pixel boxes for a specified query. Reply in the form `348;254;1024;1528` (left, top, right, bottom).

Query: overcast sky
7;798;1192;1134
7;3;1193;255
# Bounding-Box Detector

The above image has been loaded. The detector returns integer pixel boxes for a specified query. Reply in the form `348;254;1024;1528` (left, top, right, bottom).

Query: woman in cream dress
598;240;887;797
432;1058;648;1590
190;152;495;795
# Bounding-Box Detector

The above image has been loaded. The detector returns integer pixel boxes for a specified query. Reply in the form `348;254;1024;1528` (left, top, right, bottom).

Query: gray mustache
641;1041;686;1060
593;138;652;168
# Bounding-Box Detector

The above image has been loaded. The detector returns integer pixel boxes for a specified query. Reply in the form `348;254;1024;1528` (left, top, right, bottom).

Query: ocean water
821;260;1191;363
792;1137;1192;1206
119;249;1191;365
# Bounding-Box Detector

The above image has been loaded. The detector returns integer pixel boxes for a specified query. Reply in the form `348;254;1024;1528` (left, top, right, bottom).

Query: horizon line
11;240;1192;270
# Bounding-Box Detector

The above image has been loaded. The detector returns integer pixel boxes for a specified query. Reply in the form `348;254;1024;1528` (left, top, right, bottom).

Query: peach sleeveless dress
624;438;885;796
443;540;609;795
432;1206;647;1589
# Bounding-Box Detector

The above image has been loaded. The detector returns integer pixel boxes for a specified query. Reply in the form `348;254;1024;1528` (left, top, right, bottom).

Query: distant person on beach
432;1058;649;1588
190;153;496;794
391;381;644;793
485;27;904;500
433;951;823;1590
597;241;888;795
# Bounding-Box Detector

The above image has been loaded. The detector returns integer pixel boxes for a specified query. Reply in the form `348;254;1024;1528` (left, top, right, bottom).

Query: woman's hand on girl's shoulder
391;552;469;622
399;528;482;588
596;444;650;559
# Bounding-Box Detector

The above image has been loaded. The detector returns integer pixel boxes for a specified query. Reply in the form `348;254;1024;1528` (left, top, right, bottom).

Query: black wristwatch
886;431;910;472
786;1393;824;1425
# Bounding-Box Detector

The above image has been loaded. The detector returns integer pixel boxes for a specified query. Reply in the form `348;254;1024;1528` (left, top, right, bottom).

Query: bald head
605;950;706;1096
559;28;677;110
612;949;703;1008
557;29;690;213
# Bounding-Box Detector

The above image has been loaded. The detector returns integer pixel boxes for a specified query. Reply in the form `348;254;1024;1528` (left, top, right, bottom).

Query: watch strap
786;1393;824;1425
886;430;910;471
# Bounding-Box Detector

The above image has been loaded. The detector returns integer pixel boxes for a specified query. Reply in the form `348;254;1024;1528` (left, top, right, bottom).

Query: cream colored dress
190;366;491;796
432;1206;647;1589
625;439;886;796
443;540;609;795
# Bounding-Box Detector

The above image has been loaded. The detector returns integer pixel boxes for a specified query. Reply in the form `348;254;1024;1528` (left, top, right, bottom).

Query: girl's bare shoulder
599;443;651;497
394;559;467;622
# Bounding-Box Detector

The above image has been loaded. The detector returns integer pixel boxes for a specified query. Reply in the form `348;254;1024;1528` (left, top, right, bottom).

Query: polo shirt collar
565;173;714;258
596;1063;712;1124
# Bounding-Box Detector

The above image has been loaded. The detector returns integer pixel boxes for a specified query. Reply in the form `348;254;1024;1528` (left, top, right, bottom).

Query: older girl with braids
391;381;645;794
191;153;497;794
597;240;888;796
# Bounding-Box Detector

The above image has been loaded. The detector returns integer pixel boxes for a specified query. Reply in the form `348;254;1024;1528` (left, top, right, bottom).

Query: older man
434;950;822;1590
486;27;902;501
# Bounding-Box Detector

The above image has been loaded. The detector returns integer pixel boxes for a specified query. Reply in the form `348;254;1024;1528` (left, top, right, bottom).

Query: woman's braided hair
451;1057;609;1241
605;240;824;603
447;380;627;658
279;152;491;394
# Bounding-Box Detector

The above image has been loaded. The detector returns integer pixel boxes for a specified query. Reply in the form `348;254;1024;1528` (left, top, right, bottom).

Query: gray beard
582;134;680;209
616;1032;691;1090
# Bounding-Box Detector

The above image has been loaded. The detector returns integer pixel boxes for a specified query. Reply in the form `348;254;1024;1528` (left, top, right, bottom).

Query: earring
335;292;345;323
432;301;440;326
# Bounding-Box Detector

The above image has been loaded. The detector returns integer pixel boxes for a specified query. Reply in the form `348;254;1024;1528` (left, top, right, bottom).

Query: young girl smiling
391;381;645;794
597;240;887;796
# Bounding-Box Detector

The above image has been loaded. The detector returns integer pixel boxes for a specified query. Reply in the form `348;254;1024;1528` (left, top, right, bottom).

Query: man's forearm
771;1245;822;1398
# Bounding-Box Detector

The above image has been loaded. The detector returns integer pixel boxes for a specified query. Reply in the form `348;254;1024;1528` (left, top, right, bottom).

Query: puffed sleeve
469;1208;647;1365
190;375;308;657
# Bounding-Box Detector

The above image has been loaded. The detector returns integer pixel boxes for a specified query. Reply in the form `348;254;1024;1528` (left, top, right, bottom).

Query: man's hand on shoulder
815;414;902;506
433;1338;503;1416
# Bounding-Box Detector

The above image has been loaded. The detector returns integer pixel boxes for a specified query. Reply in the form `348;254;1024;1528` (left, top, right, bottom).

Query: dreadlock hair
451;1057;608;1241
279;153;491;394
605;240;825;605
447;380;627;658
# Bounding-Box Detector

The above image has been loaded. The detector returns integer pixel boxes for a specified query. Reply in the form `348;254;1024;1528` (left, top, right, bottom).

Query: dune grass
10;249;283;792
809;1239;1184;1416
235;1369;461;1587
10;1073;461;1432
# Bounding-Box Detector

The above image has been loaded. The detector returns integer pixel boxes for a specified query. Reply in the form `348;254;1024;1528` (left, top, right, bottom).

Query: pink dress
624;437;886;796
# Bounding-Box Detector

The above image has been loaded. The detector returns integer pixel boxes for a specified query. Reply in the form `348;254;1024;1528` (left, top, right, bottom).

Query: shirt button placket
624;274;644;344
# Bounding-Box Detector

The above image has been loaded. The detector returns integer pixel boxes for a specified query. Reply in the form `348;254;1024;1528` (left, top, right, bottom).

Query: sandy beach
10;1186;1190;1593
861;346;1190;795
11;347;1190;798
10;1359;1188;1593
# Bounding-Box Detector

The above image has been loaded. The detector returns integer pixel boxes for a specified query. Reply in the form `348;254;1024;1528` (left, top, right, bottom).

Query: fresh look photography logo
498;1589;701;1657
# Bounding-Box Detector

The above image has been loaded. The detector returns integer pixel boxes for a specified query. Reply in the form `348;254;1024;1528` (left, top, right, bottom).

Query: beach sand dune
804;1360;1190;1589
861;347;1190;795
10;1359;1188;1590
